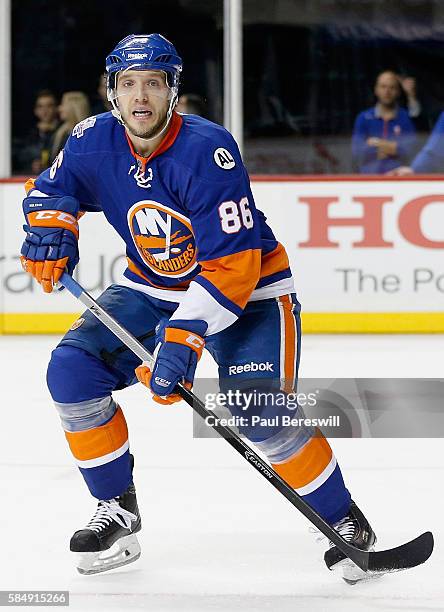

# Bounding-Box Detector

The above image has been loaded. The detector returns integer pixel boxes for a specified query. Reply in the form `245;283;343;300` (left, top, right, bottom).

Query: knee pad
47;345;120;432
251;404;315;461
55;395;118;432
225;382;312;446
47;345;121;404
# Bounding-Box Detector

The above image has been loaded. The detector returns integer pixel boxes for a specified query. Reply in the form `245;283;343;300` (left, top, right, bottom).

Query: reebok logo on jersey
228;362;274;375
214;147;235;170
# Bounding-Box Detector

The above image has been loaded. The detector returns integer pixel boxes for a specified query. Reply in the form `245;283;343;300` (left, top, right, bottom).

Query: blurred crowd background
11;0;444;175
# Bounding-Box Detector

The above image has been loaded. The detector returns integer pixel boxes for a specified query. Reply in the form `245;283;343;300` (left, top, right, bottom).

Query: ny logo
128;162;154;189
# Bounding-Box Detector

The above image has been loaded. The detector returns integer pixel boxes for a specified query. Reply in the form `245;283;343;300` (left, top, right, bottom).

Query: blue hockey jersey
27;112;294;335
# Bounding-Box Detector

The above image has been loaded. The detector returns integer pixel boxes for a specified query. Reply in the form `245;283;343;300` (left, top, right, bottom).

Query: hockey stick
59;272;434;575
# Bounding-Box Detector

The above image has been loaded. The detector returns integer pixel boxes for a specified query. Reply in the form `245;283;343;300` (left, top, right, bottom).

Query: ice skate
70;483;142;575
324;501;377;584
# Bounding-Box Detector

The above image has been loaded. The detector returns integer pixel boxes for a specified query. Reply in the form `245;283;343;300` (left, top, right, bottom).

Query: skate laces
310;515;357;545
332;515;357;541
85;498;137;532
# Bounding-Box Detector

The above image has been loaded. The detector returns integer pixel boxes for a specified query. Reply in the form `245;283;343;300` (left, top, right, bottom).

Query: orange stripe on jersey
279;295;296;392
24;178;36;194
199;248;261;309
27;210;79;239
271;431;333;489
260;243;290;279
65;406;128;461
127;257;191;290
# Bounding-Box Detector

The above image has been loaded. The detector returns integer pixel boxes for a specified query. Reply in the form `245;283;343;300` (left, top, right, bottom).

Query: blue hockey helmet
105;34;182;94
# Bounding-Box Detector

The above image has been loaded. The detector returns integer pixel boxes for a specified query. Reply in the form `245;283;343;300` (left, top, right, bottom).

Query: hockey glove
135;319;206;405
20;195;80;293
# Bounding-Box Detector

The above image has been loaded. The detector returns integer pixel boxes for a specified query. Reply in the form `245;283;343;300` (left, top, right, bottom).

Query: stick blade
325;531;434;576
367;531;434;573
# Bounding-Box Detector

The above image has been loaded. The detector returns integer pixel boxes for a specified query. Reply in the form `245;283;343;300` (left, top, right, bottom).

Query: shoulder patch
72;116;97;138
213;147;236;170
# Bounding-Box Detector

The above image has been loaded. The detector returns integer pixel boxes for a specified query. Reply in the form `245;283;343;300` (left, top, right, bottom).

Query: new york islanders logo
128;201;197;278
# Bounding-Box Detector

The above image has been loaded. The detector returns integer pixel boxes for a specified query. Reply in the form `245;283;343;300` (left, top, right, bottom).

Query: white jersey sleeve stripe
170;280;238;335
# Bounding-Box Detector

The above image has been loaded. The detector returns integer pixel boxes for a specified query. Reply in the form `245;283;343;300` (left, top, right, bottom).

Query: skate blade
75;534;141;575
333;557;385;585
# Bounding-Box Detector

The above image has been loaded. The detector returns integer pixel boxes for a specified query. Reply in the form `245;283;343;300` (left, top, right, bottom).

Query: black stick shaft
60;272;371;569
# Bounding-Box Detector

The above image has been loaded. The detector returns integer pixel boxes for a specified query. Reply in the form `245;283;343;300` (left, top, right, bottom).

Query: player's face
116;70;171;139
374;73;400;107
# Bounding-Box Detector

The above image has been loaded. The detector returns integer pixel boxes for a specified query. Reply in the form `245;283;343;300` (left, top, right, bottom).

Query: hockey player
20;34;375;580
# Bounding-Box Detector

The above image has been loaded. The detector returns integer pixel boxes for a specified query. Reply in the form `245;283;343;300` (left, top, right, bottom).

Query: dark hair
35;89;57;103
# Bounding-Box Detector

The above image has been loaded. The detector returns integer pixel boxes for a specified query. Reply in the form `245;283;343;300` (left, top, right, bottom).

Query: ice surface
0;334;443;611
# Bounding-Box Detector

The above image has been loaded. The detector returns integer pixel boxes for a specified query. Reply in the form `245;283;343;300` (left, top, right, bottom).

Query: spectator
91;74;112;115
351;71;416;174
176;93;206;117
17;90;60;174
388;111;444;175
51;91;91;159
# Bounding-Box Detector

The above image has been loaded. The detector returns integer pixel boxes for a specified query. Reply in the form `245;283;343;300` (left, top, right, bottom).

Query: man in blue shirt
352;71;416;174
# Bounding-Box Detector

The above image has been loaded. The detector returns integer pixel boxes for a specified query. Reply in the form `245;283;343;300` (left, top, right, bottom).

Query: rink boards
1;175;444;333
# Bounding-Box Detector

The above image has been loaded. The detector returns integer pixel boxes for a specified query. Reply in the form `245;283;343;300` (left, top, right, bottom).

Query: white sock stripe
291;301;297;390
75;440;129;469
291;297;300;383
295;455;337;496
276;298;286;388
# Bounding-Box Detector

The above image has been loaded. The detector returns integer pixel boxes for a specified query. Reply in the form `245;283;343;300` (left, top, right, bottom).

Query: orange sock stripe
271;431;333;489
65;406;128;461
279;295;296;392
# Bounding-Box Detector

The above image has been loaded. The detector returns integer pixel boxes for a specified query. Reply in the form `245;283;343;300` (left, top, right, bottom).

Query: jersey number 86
218;197;254;234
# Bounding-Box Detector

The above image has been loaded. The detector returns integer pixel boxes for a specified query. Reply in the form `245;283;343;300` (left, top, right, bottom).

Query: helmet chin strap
110;91;177;145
